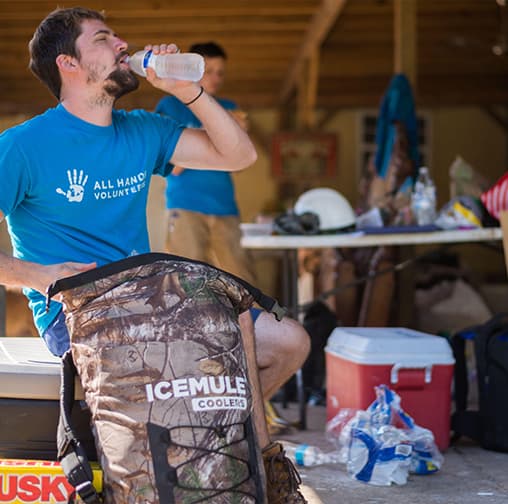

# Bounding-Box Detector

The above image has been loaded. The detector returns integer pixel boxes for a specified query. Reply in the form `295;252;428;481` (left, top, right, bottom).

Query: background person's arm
229;109;249;132
171;165;185;175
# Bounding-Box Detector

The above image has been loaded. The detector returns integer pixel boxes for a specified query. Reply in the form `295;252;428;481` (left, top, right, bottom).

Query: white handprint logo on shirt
56;169;88;202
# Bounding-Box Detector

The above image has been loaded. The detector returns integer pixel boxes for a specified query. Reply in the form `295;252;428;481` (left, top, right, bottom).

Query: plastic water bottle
128;50;205;81
411;166;437;226
281;441;341;467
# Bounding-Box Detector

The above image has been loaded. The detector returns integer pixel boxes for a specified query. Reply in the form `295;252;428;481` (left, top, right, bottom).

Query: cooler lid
325;327;455;365
0;337;83;400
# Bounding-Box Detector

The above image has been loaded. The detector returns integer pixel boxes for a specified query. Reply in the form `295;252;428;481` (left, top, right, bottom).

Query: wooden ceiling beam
0;6;320;21
0;35;304;51
484;106;508;133
279;0;348;105
417;0;493;14
0;0;506;115
296;49;320;129
315;108;339;129
0;22;312;38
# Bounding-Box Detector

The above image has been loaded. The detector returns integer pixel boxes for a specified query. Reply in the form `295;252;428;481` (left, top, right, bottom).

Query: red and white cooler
325;327;455;450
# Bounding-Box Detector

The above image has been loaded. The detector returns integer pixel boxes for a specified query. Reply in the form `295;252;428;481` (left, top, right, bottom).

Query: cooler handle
390;363;432;385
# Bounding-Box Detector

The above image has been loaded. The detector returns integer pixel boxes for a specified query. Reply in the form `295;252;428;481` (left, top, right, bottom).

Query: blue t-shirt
0;104;184;335
155;96;239;216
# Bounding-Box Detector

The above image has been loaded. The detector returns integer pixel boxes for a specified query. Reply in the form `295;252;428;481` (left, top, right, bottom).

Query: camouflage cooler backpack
47;252;285;504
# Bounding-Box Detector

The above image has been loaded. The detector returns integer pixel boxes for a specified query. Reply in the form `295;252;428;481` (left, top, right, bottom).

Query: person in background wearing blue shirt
155;39;308;458
155;41;257;285
0;10;309;503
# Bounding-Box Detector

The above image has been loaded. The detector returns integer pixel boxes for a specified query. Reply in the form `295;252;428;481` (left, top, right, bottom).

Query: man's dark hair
189;41;227;59
29;7;105;99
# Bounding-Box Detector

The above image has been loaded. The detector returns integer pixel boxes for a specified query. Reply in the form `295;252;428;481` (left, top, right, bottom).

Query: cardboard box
325;327;455;450
0;458;102;504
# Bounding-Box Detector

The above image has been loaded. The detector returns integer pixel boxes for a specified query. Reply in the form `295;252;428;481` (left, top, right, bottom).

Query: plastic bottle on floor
280;441;341;467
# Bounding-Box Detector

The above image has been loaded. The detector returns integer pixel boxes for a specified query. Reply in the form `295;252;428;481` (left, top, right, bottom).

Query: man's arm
0;210;96;294
170;109;249;177
145;45;257;172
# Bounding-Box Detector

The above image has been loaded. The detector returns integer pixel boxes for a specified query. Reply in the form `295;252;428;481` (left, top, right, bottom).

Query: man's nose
115;37;128;52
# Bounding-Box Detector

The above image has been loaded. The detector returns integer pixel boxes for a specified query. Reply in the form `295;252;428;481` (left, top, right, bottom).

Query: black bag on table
451;312;508;452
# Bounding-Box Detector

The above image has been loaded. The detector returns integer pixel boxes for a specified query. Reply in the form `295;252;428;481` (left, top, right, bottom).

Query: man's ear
56;54;78;72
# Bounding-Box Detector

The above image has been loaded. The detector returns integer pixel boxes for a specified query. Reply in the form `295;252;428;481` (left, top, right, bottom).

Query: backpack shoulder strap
477;312;508;335
57;351;101;504
451;329;469;412
47;252;287;321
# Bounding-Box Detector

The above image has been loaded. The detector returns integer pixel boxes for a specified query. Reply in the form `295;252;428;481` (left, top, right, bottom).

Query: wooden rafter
0;1;506;114
296;49;320;129
279;0;348;105
316;108;339;129
485;106;508;133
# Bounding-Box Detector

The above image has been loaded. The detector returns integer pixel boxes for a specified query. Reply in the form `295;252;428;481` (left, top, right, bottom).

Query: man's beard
104;68;139;100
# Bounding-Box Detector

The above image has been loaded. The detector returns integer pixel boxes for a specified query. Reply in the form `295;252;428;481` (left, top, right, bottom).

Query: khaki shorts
166;209;257;285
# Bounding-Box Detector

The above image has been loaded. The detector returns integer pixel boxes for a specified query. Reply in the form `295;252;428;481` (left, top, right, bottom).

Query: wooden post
394;0;417;91
500;210;508;276
279;0;347;105
296;62;307;130
296;50;319;130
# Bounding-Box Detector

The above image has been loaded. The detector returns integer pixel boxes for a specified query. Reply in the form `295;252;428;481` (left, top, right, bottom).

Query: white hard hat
294;188;356;232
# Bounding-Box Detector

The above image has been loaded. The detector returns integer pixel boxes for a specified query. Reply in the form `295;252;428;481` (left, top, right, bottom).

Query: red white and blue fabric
481;172;508;220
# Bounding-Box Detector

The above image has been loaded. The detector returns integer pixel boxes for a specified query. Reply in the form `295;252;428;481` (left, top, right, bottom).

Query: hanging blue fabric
374;73;420;186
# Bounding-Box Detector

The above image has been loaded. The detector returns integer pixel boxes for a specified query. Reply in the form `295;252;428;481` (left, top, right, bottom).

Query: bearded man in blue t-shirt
0;7;309;502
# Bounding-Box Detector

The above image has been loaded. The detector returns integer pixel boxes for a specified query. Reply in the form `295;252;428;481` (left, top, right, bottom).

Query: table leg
281;249;291;313
287;249;299;320
279;252;290;409
357;247;385;326
285;249;307;430
395;245;416;327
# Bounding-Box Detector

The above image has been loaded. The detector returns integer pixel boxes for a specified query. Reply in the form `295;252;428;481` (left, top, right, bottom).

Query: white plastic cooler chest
0;337;68;401
325;327;455;450
0;337;94;461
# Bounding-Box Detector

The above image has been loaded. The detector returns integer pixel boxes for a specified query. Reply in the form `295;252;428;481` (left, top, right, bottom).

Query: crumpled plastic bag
325;385;444;486
435;195;483;230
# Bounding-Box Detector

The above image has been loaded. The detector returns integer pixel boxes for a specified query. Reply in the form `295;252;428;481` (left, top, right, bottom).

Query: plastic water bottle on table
411;166;437;225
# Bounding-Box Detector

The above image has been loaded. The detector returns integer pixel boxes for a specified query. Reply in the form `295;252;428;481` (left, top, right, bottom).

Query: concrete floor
274;403;508;504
